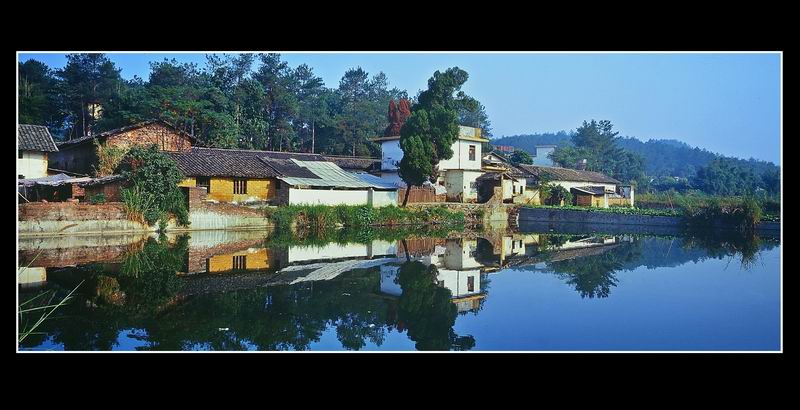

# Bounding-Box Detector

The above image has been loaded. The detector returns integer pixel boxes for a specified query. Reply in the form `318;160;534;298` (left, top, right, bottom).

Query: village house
49;120;194;176
18;125;59;179
170;147;397;206
374;125;489;202
516;164;634;208
478;151;530;203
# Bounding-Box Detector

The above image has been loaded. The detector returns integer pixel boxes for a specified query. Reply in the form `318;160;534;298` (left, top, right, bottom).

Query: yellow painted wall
208;248;270;273
178;177;196;187
177;176;274;202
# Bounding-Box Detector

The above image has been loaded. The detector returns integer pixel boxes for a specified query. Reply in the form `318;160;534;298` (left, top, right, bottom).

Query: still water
18;225;781;351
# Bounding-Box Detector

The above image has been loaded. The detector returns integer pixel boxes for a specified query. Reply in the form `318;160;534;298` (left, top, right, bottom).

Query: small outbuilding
18;125;59;179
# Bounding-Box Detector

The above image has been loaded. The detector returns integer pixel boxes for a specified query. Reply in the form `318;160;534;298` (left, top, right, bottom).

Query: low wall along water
518;207;780;234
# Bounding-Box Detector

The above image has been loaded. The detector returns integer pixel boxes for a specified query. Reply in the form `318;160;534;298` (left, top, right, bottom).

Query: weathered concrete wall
18;203;153;236
518;207;781;236
519;207;683;227
18;199;273;236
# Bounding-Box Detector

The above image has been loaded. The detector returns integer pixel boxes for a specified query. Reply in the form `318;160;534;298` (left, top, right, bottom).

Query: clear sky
18;52;781;164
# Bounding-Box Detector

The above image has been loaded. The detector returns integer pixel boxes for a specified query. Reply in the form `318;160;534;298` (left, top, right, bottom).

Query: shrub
88;193;106;204
116;145;189;228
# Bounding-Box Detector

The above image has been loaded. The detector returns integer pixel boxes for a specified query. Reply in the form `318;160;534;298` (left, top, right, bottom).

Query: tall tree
398;67;476;206
253;54;299;151
56;54;123;139
458;101;492;137
18;60;66;134
291;64;327;153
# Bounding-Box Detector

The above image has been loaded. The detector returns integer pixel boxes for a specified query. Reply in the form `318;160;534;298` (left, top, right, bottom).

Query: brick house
49;120;194;176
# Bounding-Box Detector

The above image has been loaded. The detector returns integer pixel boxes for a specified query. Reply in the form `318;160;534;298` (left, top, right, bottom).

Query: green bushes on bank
262;204;466;230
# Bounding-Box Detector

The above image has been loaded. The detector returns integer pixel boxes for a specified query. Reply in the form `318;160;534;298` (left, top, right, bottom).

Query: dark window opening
197;177;211;192
19;174;25;179
469;145;476;161
467;276;475;292
18;151;23;159
234;179;247;195
276;180;282;189
233;255;247;270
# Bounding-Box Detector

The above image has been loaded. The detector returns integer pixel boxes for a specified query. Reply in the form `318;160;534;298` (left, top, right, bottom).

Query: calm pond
18;224;781;351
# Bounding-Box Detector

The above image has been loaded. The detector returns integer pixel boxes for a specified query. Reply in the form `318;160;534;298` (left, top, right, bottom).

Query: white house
18;125;58;179
373;125;489;202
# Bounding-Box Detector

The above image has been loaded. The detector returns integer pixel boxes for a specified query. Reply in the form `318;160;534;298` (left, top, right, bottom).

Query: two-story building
374;125;489;202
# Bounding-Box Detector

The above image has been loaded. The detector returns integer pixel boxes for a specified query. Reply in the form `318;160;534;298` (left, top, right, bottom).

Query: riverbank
519;206;780;235
17;202;480;237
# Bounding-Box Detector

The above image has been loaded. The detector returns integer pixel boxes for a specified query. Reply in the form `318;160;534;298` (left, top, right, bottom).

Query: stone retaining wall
518;207;781;236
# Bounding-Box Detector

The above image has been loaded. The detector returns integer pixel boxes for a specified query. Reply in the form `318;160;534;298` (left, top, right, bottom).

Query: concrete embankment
518;207;780;237
18;202;272;237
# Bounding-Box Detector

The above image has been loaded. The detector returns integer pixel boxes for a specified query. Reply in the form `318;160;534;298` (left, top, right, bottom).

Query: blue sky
18;52;781;164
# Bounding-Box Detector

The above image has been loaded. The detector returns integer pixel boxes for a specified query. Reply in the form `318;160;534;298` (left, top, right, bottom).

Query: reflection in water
17;227;780;351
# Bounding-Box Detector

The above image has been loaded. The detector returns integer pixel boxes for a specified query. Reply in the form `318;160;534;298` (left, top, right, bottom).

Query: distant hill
491;132;779;178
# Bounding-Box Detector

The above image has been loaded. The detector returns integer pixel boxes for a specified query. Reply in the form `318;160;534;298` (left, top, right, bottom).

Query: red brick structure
49;120;194;176
18;202;128;221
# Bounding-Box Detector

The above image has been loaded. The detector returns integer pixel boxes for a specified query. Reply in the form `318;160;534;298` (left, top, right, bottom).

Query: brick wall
106;123;192;152
18;202;127;221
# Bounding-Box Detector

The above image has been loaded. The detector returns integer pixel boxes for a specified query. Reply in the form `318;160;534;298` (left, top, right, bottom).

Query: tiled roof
168;148;282;178
56;120;195;148
516;164;621;185
18;125;58;152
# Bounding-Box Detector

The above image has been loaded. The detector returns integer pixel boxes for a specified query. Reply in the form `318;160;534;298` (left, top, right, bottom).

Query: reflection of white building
379;238;486;312
18;267;47;290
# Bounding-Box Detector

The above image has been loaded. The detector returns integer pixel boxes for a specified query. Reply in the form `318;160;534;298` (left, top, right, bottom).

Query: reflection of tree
681;229;772;270
547;241;642;299
396;261;475;351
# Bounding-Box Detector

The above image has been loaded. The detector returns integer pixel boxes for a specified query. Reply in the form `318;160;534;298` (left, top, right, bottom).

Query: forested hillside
492;132;779;179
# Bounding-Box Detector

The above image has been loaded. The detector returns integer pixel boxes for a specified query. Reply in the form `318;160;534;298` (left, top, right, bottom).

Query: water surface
18;226;780;351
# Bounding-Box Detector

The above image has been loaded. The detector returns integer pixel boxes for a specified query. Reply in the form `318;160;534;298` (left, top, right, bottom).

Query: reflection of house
18;125;59;179
380;238;486;313
373;126;489;203
171;148;398;206
18;267;47;290
50;120;194;176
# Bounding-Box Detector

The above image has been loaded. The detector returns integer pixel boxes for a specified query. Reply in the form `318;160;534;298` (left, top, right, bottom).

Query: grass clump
263;204;466;230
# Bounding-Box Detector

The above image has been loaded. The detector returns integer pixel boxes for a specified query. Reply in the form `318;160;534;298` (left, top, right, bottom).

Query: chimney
576;159;587;170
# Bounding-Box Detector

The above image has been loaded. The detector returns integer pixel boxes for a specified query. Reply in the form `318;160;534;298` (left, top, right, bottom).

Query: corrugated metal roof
278;160;397;190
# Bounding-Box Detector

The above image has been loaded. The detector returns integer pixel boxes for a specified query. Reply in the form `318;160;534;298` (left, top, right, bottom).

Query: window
467;276;475;292
469;145;476;161
233;179;247;195
196;177;210;192
19;174;25;179
276;180;282;189
233;255;247;270
18;152;23;159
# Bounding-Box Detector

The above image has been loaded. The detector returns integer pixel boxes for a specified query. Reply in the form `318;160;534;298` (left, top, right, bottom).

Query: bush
88;193;106;204
264;204;466;230
117;145;189;228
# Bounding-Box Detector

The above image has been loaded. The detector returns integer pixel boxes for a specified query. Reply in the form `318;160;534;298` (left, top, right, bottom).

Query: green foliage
549;120;645;185
691;157;760;196
18;59;65;132
264;204;466;230
117;145;188;227
508;149;533;165
538;182;572;206
398;68;475;199
526;204;683;217
88;193;106;204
